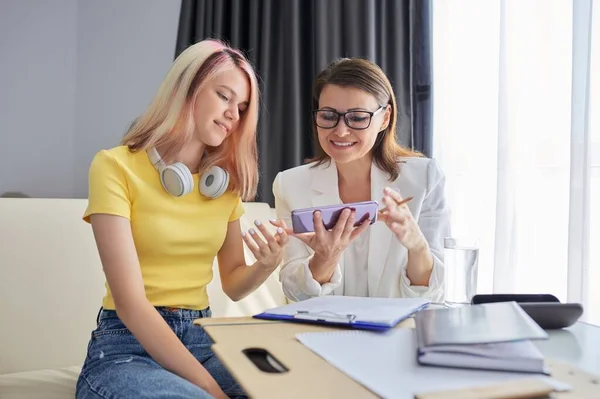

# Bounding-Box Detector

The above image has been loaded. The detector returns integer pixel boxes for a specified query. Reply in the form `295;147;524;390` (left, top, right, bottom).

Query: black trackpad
518;302;584;329
471;294;583;329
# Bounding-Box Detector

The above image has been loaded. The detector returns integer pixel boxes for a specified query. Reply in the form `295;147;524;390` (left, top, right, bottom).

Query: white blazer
272;156;451;303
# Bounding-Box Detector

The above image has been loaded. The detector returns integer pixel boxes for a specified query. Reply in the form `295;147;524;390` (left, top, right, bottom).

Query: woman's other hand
379;187;428;252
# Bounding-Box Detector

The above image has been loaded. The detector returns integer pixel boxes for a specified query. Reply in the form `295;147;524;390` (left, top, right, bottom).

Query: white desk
198;317;600;399
534;321;600;377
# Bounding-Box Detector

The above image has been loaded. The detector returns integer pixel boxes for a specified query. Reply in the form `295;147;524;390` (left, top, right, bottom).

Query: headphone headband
147;147;165;169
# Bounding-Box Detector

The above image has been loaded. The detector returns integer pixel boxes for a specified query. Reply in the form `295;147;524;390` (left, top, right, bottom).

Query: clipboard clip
294;310;357;324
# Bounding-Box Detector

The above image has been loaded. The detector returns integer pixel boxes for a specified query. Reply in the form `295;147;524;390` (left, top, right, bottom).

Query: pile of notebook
414;301;549;374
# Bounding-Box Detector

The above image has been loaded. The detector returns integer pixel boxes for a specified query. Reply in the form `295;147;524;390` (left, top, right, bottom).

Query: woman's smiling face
315;84;390;165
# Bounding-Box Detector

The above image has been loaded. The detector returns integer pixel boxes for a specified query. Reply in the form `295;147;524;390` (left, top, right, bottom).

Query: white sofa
0;198;287;398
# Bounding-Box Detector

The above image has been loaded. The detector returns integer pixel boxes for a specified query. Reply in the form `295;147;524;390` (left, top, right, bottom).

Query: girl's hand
242;219;289;271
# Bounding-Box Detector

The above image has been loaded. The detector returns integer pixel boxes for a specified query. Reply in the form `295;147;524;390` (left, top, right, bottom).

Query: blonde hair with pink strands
121;39;260;201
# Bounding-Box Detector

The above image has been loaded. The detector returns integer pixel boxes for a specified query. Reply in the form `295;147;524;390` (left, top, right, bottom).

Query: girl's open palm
242;219;289;271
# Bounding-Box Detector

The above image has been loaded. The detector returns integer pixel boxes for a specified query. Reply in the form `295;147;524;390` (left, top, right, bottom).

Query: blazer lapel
310;161;345;295
367;164;394;296
310;160;341;208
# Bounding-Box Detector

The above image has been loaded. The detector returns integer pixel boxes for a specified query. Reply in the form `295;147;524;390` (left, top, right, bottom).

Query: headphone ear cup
161;162;194;197
200;166;230;199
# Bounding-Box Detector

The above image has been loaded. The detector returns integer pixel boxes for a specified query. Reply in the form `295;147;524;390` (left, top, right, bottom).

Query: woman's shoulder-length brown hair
307;58;422;181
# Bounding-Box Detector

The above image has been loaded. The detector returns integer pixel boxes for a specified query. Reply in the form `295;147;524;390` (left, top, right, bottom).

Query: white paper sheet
296;328;569;399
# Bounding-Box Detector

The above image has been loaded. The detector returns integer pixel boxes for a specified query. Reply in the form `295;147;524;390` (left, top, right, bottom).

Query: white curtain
432;0;599;325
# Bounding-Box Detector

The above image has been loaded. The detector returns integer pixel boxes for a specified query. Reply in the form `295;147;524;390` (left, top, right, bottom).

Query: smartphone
291;200;379;234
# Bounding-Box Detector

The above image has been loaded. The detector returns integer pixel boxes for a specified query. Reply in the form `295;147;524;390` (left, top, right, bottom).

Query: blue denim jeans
76;307;246;399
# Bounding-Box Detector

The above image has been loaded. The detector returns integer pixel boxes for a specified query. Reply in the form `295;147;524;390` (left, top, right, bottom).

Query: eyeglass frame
312;105;387;130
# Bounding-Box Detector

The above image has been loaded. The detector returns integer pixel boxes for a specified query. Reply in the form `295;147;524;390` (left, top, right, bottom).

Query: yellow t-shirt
83;145;244;310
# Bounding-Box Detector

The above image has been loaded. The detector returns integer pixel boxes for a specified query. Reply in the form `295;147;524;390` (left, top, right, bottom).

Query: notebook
253;296;430;331
417;339;547;374
414;301;549;374
295;328;569;399
415;301;549;346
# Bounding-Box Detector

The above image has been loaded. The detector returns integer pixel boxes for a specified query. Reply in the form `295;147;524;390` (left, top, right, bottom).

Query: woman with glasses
271;58;450;302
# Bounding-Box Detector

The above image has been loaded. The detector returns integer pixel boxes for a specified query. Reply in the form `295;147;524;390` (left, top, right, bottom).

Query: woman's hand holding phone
278;208;370;283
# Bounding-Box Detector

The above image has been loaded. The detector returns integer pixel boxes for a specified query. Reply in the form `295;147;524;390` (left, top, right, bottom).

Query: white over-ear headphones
147;147;229;199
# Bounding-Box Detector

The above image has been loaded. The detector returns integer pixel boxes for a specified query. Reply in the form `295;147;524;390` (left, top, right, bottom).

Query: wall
0;0;77;198
0;0;181;198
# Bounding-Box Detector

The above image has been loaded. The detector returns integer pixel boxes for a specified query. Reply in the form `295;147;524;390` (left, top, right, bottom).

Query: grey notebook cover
415;301;549;347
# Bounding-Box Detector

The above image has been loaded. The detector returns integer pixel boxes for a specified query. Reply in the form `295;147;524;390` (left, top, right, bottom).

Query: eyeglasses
313;105;386;130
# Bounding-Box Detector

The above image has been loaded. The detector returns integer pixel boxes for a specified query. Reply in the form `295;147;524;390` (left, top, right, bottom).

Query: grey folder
415;301;548;346
415;302;549;374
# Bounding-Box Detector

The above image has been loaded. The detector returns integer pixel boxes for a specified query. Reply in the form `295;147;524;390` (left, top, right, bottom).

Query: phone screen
291;201;379;233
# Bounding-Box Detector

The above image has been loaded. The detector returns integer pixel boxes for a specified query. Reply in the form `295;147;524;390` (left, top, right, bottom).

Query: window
432;0;599;324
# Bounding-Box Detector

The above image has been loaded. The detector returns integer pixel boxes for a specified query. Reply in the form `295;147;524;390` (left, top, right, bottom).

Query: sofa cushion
0;198;105;375
0;198;286;375
0;366;80;399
